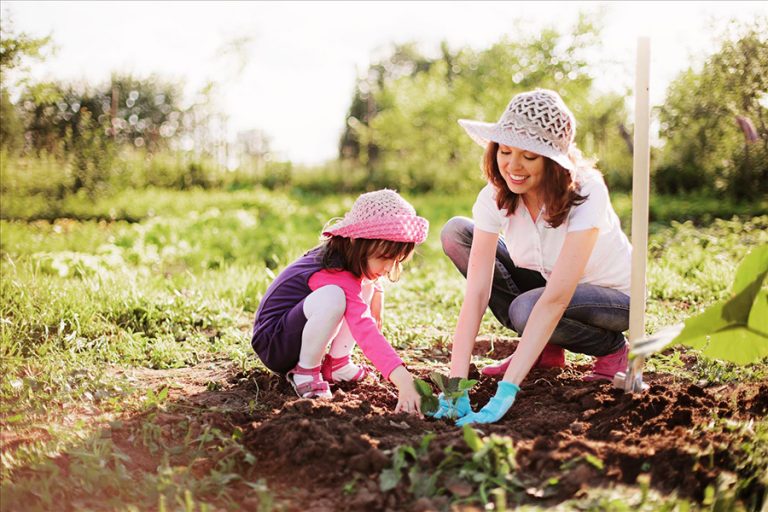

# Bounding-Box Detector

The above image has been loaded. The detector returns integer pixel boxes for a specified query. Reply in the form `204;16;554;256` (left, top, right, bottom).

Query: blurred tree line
0;15;49;152
338;14;634;193
1;14;766;202
336;15;767;199
1;16;240;198
656;19;767;200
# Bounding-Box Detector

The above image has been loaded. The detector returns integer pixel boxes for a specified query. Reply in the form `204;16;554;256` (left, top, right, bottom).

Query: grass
1;185;767;510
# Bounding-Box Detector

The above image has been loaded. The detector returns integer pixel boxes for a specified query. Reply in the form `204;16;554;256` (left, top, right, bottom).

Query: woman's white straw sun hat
458;89;577;173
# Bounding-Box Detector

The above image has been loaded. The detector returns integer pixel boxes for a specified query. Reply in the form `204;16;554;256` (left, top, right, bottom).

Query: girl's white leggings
298;282;375;368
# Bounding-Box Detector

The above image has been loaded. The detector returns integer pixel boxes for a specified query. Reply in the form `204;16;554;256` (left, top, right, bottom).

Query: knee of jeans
313;285;346;320
441;216;471;255
508;295;535;333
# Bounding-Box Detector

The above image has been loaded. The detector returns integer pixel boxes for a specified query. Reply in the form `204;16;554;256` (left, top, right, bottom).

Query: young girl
435;89;632;425
251;189;428;415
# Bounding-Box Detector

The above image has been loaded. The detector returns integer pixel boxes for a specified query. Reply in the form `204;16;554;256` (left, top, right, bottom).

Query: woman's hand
429;391;472;420
389;365;422;416
371;288;384;330
455;381;519;426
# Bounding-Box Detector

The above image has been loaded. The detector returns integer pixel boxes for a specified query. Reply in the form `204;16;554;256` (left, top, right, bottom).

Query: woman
436;89;632;425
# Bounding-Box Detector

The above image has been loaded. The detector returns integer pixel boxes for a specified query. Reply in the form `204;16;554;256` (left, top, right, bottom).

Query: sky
2;1;766;164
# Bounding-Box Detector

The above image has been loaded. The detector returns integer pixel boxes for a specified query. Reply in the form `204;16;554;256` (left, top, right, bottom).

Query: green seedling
414;371;477;417
414;379;439;416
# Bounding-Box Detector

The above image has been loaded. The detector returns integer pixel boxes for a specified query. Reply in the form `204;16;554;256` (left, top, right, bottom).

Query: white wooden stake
613;37;652;393
629;37;651;350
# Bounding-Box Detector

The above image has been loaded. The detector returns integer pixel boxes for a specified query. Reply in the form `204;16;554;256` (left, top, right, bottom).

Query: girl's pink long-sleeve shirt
308;269;404;380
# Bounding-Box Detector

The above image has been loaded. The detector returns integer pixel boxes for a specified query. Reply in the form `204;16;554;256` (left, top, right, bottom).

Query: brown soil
227;371;766;511
20;339;768;511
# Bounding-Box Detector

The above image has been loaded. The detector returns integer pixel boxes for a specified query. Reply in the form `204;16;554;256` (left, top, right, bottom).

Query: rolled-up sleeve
472;184;503;234
568;176;611;233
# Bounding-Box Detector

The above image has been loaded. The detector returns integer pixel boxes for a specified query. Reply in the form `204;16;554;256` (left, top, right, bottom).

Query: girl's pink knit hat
322;189;429;244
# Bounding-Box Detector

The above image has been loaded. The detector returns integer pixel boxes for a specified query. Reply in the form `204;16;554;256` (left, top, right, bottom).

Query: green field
2;187;767;511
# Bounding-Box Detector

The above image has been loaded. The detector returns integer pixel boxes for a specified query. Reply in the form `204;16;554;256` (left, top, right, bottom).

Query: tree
19;74;186;154
15;74;189;195
0;89;24;152
339;42;434;167
0;15;51;152
338;12;631;193
656;19;768;199
0;16;50;80
103;73;186;151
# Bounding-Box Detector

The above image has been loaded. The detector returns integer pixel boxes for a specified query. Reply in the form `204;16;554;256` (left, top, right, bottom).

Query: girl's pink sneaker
481;344;565;377
583;342;629;382
321;354;372;384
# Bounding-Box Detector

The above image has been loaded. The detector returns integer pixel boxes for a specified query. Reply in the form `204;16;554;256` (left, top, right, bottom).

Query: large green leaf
673;245;768;365
689;326;768;365
732;244;768;297
747;289;768;336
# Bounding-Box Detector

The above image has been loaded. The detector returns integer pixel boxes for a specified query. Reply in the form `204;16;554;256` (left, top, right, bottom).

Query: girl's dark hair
483;141;587;228
321;236;415;281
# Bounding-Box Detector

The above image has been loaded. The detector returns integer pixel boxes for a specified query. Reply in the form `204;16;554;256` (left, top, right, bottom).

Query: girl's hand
394;384;421;416
370;288;384;330
389;365;422;416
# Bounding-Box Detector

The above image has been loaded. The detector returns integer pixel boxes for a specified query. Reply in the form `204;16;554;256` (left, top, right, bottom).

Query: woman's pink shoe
286;364;332;399
537;344;567;369
583;342;629;382
481;344;566;376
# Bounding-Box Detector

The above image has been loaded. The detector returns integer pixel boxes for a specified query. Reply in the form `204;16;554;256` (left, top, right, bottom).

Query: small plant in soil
379;426;525;506
415;371;477;417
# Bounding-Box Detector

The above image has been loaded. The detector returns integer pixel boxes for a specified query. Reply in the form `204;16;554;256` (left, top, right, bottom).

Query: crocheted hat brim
458;119;577;172
323;215;428;244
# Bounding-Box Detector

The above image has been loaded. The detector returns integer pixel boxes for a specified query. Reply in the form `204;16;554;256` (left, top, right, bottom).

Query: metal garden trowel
613;323;683;392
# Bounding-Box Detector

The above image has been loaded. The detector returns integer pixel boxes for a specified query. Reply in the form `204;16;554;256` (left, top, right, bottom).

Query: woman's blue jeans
441;216;628;357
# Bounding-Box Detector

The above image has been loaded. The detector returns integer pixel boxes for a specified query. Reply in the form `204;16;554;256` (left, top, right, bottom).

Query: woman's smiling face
496;144;546;198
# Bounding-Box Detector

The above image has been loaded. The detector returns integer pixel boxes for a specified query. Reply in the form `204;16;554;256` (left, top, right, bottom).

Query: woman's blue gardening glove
430;391;471;420
455;381;520;426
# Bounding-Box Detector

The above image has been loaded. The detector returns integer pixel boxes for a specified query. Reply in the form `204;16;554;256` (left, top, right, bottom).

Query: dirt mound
98;351;765;511
225;360;765;510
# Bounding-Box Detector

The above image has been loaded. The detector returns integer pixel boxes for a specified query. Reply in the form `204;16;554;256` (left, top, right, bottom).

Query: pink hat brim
323;215;428;244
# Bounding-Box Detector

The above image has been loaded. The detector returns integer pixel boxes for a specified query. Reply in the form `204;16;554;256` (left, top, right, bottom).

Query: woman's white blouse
472;171;632;295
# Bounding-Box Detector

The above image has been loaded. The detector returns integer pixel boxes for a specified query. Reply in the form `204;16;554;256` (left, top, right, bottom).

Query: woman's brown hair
482;141;587;228
321;236;415;282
